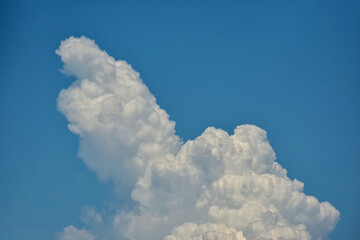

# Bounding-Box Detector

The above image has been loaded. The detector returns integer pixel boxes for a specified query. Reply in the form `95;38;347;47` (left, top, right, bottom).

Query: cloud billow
56;36;339;240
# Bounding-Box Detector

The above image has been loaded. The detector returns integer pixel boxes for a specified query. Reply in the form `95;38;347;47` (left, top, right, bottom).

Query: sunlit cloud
56;36;339;240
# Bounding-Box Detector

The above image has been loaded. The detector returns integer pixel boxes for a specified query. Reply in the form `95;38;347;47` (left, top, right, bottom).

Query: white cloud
56;36;181;190
164;223;246;240
57;226;95;240
56;36;339;240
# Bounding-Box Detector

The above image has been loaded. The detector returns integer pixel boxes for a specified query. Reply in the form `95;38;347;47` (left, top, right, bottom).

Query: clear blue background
1;0;359;239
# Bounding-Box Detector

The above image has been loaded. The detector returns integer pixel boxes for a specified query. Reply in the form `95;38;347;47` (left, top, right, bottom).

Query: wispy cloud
56;36;339;240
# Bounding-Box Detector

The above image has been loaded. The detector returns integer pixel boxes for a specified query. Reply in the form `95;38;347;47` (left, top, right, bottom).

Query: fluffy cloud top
56;36;339;240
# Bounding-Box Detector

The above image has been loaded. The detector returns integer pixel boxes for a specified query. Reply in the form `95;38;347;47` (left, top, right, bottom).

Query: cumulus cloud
56;36;339;240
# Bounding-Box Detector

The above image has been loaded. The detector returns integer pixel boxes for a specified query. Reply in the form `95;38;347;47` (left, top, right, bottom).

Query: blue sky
1;0;359;239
